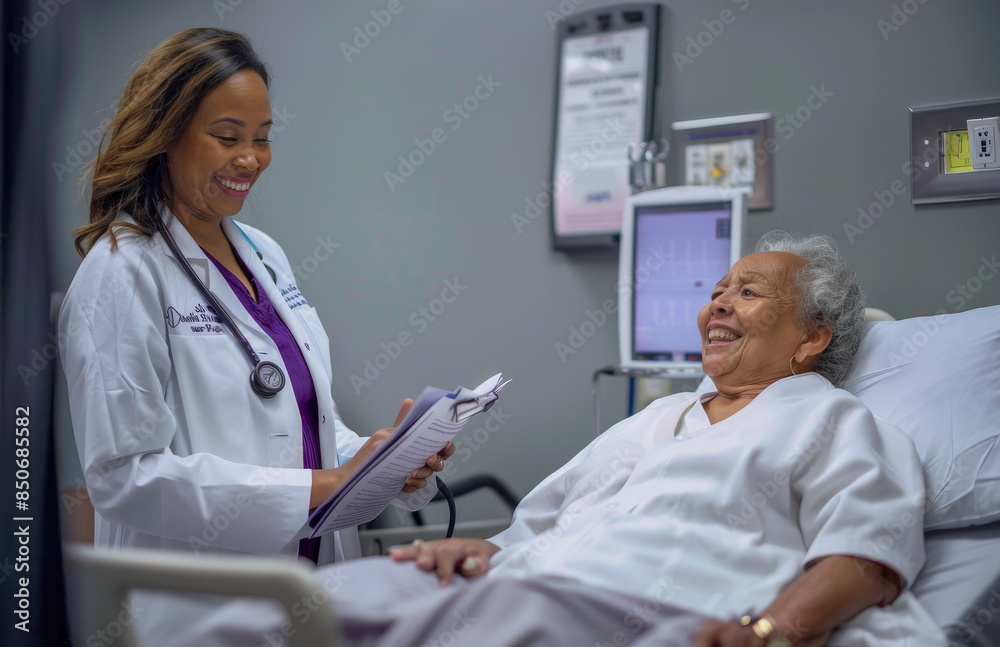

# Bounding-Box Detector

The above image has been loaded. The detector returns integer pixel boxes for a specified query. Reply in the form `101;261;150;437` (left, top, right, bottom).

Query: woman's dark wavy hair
74;28;269;256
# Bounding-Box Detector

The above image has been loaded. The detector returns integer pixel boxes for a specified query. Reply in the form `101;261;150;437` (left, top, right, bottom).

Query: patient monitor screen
632;202;733;362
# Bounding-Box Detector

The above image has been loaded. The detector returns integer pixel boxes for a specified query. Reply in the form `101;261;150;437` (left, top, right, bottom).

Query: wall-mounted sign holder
550;4;661;250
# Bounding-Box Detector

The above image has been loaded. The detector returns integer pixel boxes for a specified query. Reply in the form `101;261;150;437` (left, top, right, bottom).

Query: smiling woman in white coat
59;28;453;569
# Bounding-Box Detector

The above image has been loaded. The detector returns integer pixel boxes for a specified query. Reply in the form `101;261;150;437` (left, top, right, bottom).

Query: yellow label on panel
944;130;973;173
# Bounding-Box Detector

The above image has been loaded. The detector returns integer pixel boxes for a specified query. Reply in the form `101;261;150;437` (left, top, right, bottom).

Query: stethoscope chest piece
251;361;285;399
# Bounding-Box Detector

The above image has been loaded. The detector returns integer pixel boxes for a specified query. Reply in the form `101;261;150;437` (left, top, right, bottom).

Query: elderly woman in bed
197;232;940;646
382;232;939;647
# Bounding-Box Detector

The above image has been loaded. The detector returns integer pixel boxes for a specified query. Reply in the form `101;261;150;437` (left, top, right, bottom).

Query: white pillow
841;305;1000;530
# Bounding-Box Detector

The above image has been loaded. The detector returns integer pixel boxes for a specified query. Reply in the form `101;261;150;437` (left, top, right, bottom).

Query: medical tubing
436;476;457;539
153;216;263;368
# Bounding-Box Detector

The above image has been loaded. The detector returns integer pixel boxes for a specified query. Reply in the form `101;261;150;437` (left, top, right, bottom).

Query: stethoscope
154;216;286;399
156;217;462;531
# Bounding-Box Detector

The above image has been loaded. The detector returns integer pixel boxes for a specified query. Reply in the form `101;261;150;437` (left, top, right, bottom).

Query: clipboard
307;373;510;537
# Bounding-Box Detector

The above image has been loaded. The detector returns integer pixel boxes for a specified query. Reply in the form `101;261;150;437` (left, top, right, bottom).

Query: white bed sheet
911;521;1000;645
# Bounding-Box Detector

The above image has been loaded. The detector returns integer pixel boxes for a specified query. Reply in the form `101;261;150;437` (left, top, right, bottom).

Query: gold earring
789;356;798;376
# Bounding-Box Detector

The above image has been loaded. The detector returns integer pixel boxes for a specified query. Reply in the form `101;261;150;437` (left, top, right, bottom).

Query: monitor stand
591;365;705;439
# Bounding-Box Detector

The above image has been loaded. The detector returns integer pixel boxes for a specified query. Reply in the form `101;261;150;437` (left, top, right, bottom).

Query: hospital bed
63;542;338;647
61;304;1000;645
841;305;1000;645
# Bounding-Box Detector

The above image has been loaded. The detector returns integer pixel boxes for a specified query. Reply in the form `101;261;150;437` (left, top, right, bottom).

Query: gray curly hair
751;231;866;386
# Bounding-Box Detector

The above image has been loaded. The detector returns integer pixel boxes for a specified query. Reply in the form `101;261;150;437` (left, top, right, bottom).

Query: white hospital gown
488;373;945;646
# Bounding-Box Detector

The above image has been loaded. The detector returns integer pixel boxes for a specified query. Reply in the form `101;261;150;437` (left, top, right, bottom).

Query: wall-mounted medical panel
910;99;1000;205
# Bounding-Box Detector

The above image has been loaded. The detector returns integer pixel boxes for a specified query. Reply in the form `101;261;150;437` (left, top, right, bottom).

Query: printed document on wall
553;27;650;238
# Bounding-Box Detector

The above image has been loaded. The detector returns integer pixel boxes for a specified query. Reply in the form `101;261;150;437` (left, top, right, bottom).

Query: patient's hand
694;619;827;647
388;538;501;585
694;620;767;646
694;555;898;647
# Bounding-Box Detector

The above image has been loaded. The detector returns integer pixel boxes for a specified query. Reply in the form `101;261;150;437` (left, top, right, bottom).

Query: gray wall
49;0;1000;521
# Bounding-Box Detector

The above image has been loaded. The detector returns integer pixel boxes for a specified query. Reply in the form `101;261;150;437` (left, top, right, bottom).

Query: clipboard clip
451;377;511;422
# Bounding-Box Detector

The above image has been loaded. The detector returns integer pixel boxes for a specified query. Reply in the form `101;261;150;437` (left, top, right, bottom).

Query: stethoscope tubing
153;215;284;398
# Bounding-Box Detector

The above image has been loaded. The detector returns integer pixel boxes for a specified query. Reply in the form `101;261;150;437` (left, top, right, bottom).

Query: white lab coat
59;209;433;563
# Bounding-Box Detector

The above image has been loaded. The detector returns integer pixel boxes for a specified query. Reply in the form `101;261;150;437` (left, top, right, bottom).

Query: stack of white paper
308;373;509;537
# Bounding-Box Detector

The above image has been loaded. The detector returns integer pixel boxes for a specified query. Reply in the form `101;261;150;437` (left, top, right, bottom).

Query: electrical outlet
968;116;1000;170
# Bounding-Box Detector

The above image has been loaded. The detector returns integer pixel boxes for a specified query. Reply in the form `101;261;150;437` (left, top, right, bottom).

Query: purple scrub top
204;249;322;562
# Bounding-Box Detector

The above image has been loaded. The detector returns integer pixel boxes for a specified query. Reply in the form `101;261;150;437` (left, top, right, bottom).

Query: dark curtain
1;1;71;645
